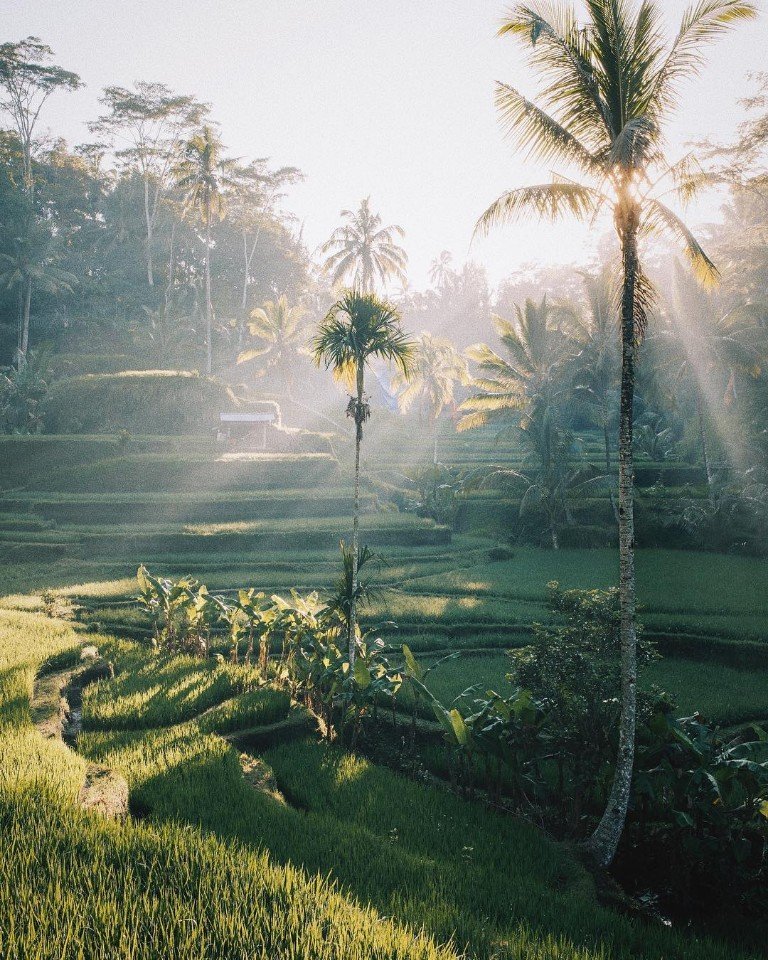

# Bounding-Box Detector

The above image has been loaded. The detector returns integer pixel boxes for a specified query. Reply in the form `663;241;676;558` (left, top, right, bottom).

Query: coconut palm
313;290;413;664
174;125;235;374
665;262;763;502
429;250;454;289
459;298;575;547
320;197;408;292
560;268;621;521
393;333;468;464
237;295;310;398
478;1;757;866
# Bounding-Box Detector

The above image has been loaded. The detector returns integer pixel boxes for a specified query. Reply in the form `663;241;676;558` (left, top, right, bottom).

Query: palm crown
174;125;235;223
320;197;408;292
238;296;310;365
313;289;413;390
459;297;570;432
478;1;758;322
393;333;468;421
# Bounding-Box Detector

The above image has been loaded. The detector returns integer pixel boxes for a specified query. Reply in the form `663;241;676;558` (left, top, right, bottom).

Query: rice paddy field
1;425;766;958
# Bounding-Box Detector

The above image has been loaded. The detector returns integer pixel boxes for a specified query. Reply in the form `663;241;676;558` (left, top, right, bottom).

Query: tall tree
174;126;234;374
313;290;412;664
237;295;310;397
459;298;573;548
0;37;81;363
90;81;208;287
428;250;453;289
560;268;621;521
320;197;407;292
477;0;756;866
393;332;468;464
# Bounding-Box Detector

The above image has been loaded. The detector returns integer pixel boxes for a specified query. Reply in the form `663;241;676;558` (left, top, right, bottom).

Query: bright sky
4;0;767;290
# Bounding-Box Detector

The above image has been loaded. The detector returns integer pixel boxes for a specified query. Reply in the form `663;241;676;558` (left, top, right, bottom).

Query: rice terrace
2;2;768;958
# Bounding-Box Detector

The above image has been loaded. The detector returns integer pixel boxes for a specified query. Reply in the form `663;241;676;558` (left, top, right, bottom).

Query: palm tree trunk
604;419;619;523
696;391;715;507
585;212;638;868
205;205;212;376
349;367;364;666
20;275;32;361
144;176;154;287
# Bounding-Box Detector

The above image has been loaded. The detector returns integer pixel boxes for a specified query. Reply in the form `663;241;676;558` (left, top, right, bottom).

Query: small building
217;404;281;450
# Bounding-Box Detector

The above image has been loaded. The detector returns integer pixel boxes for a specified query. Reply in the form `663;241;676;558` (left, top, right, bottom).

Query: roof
220;413;276;423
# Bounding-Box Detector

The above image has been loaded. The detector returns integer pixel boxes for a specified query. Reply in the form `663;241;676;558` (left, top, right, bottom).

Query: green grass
82;648;264;731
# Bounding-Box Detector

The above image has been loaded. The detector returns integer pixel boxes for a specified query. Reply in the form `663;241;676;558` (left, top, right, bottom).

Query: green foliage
41;370;237;434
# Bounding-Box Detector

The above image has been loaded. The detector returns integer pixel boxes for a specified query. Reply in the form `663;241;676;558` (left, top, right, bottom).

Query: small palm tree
393;333;468;465
174;125;235;374
313;290;413;664
237;295;310;398
479;0;756;867
665;262;762;502
320;197;408;292
560;268;621;521
459;298;574;547
428;250;454;289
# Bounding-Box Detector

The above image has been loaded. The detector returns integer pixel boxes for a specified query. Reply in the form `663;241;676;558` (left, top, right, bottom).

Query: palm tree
393;333;468;464
313;290;413;664
237;295;310;398
429;250;454;289
665;262;762;503
320;197;408;292
174;125;234;374
458;298;574;547
560;268;621;521
478;1;757;866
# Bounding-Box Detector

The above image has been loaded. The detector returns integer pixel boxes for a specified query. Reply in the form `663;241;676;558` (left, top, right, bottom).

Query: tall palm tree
428;250;454;289
320;197;408;292
560;268;621;521
393;333;468;464
175;125;234;374
478;1;757;866
237;295;310;398
313;290;413;664
665;262;762;502
458;298;574;547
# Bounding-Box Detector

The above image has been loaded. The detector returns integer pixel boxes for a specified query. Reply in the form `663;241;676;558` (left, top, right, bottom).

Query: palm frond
644;199;720;288
475;182;599;236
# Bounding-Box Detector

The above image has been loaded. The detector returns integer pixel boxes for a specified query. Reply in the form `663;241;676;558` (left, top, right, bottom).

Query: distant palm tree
320;197;407;292
313;290;413;664
479;0;757;867
393;333;468;464
459;298;574;547
665;262;763;503
560;268;620;521
237;295;310;398
428;250;453;289
175;125;235;374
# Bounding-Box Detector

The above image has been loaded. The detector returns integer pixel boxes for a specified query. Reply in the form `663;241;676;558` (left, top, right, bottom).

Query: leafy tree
392;332;468;464
477;0;756;867
313;290;412;664
174;125;236;374
237;295;310;397
0;37;81;364
90;81;209;287
320;197;407;292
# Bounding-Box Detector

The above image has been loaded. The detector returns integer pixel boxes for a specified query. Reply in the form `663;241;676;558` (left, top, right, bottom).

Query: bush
41;370;238;434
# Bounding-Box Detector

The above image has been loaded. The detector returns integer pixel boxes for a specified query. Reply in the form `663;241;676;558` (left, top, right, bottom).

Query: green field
0;429;766;959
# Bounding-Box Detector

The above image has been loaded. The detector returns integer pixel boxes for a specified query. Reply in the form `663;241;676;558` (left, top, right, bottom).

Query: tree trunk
585;209;639;868
205;205;212;376
144;177;154;286
696;391;715;507
20;275;32;361
348;366;364;666
604;419;619;522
